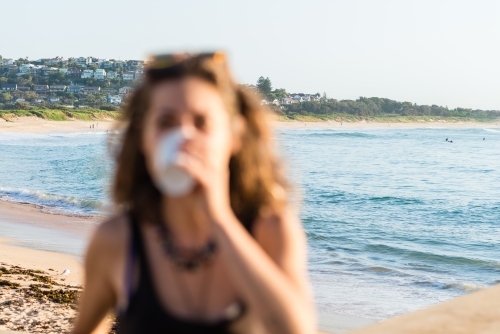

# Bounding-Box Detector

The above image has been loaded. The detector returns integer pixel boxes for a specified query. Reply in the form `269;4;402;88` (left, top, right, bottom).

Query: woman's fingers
177;153;209;186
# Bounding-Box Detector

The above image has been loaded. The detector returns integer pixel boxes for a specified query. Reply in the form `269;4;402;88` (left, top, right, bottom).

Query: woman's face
142;77;238;186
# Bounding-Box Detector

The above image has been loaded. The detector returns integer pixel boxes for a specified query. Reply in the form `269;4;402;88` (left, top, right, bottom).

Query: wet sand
350;283;500;334
0;201;99;257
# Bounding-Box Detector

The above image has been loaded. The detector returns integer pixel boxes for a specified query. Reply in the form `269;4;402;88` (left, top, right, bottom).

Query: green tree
24;91;38;101
0;92;13;103
15;101;31;110
270;88;287;99
15;75;33;86
256;76;272;97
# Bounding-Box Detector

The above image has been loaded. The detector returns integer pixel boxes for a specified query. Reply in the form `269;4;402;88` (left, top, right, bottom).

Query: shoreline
0;237;84;287
1;116;499;133
0;200;99;258
0;202;100;333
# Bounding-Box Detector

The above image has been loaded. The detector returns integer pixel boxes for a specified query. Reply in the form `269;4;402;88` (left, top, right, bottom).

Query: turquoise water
0;127;499;319
0;131;111;216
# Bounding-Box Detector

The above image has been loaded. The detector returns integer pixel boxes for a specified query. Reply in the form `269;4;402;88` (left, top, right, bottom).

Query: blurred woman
73;52;315;334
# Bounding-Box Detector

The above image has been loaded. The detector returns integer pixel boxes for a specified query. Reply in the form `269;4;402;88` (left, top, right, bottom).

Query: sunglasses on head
146;51;227;71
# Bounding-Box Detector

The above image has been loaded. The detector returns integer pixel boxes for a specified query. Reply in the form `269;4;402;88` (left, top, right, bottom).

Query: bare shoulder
94;213;130;244
251;207;307;269
86;213;130;265
252;207;304;242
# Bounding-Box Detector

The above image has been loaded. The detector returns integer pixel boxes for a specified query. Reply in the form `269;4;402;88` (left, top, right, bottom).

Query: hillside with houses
0;56;325;110
0;56;143;109
1;56;499;121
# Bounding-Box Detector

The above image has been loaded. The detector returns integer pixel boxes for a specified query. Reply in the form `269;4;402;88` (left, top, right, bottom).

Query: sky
1;0;500;110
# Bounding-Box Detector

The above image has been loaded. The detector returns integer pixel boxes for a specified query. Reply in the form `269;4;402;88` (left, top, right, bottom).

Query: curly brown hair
112;53;288;230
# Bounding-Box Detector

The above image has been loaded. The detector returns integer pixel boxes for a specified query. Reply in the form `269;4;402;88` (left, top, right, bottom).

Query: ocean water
0;131;111;216
0;127;499;320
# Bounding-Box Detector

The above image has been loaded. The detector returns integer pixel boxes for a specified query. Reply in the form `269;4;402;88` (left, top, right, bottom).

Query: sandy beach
0;116;118;133
0;200;98;333
1;115;499;134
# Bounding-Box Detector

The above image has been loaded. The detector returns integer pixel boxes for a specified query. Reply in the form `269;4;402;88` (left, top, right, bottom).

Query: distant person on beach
73;52;315;334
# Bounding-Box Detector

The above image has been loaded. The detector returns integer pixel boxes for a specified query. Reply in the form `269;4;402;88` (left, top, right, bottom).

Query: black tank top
116;215;242;334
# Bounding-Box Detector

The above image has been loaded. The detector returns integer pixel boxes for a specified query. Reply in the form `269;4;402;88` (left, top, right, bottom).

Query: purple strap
124;218;137;303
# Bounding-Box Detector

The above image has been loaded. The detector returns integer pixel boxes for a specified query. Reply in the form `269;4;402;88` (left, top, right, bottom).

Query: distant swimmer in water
445;137;448;142
449;140;453;143
483;137;485;140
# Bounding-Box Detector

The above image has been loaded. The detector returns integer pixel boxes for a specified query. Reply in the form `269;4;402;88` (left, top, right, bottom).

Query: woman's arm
177;130;316;333
72;218;126;334
212;208;315;334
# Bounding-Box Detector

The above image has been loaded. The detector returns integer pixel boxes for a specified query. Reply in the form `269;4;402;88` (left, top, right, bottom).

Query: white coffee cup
152;128;196;197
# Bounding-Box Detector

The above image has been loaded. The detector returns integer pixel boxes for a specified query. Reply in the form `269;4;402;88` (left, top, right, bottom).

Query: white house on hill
107;95;122;105
94;69;106;80
122;71;135;81
81;69;94;79
118;86;134;95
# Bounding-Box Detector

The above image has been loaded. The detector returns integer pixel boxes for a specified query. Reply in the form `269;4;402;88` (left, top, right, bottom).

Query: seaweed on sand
0;279;21;288
27;284;80;305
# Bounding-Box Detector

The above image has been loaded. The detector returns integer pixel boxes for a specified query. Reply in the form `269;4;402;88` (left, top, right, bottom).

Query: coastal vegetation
275;97;500;120
0;108;121;122
1;105;499;123
252;77;500;122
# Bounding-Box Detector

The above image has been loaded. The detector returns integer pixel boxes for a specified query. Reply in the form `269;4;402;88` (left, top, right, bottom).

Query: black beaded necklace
156;222;217;271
